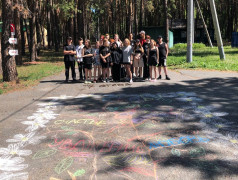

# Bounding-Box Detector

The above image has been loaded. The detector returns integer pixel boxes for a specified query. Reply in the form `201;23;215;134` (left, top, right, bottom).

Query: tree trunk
164;0;169;43
14;7;22;65
0;35;2;74
134;0;138;35
47;0;52;49
20;16;25;56
1;0;18;81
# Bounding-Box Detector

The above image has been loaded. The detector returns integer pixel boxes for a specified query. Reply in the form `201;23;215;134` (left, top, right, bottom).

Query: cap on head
67;36;72;40
78;37;83;41
140;31;145;34
157;35;162;39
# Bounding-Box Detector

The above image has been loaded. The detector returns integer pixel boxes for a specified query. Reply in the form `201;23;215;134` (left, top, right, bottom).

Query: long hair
85;39;91;48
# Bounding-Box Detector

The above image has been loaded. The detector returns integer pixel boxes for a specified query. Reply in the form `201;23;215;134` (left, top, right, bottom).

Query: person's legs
89;69;92;81
98;66;102;80
85;68;88;81
78;62;83;79
154;66;157;79
102;68;106;81
139;67;143;78
64;61;70;81
149;66;152;79
106;68;110;81
70;61;76;80
94;65;97;80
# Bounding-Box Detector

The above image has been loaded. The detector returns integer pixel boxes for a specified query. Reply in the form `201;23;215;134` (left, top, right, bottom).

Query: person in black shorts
100;39;111;83
157;35;170;80
63;37;76;82
147;39;159;81
82;39;94;84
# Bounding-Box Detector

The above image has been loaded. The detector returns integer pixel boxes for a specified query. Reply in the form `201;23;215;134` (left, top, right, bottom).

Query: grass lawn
0;49;64;94
168;44;238;71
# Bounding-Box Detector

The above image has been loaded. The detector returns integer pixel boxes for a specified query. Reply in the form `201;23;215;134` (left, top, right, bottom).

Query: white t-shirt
76;44;84;62
122;45;133;63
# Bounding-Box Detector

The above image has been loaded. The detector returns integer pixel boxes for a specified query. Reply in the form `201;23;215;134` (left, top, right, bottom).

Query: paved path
0;69;238;180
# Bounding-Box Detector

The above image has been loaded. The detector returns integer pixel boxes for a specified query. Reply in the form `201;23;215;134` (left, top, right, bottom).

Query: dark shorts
101;61;110;69
148;58;158;66
84;64;93;70
158;59;167;67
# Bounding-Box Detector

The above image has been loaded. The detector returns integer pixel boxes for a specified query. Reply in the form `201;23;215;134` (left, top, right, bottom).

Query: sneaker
106;79;110;83
129;79;133;83
84;80;88;84
93;79;97;83
88;81;92;84
157;75;162;80
103;80;106;83
145;78;149;81
148;78;151;81
166;75;171;80
65;79;69;83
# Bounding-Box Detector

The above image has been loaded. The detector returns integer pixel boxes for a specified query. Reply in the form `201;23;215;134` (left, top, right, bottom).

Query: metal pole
187;0;193;63
195;0;213;47
209;0;225;60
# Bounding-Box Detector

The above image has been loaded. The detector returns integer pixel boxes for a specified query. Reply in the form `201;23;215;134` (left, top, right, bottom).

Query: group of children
63;31;170;84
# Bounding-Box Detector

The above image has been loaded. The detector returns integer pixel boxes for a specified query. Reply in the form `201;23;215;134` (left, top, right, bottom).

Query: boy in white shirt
76;37;85;80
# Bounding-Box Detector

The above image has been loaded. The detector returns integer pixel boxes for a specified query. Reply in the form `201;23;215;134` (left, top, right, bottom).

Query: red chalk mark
121;167;155;177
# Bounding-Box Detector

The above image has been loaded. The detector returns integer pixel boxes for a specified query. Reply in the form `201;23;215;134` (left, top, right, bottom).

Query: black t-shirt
83;47;93;64
130;40;136;47
157;42;167;59
143;42;150;56
64;44;76;62
99;46;111;62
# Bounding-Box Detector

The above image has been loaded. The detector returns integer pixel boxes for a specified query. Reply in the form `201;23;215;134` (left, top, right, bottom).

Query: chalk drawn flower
0;144;32;157
176;97;202;102
27;111;58;121
176;92;197;97
22;119;49;132
0;172;28;180
0;157;28;171
37;102;61;109
6;132;46;145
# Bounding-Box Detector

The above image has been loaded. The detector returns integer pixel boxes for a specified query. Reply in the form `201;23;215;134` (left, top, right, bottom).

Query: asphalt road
0;69;238;180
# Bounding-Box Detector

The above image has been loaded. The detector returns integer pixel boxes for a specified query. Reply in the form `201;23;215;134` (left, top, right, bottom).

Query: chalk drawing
149;136;209;149
73;169;86;176
0;95;62;179
54;157;74;174
32;149;57;160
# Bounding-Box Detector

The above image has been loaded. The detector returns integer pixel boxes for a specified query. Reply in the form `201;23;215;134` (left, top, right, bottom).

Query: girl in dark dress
82;40;94;83
100;39;111;83
147;39;159;81
110;42;122;82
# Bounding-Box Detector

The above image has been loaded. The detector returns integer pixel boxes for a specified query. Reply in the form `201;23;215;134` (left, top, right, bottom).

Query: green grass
0;49;64;94
168;44;238;71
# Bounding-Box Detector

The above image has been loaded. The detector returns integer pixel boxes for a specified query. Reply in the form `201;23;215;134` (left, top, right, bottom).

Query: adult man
63;37;76;82
156;35;170;80
139;30;146;46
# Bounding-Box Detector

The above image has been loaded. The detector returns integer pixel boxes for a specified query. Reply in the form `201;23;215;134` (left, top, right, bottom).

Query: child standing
147;39;159;81
111;42;122;82
76;37;85;81
100;39;111;83
122;39;133;83
93;41;102;83
82;40;94;84
133;39;144;78
157;36;170;80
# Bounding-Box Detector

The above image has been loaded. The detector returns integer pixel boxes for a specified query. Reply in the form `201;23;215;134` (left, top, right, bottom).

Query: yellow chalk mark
230;139;238;144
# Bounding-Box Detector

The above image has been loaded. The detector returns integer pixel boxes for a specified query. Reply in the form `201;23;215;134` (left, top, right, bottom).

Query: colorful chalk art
0;92;237;179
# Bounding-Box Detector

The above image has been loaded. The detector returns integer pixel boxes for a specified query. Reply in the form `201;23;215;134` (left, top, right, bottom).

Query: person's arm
165;43;169;57
72;46;76;55
140;46;144;54
63;46;72;55
156;47;159;63
104;53;111;59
